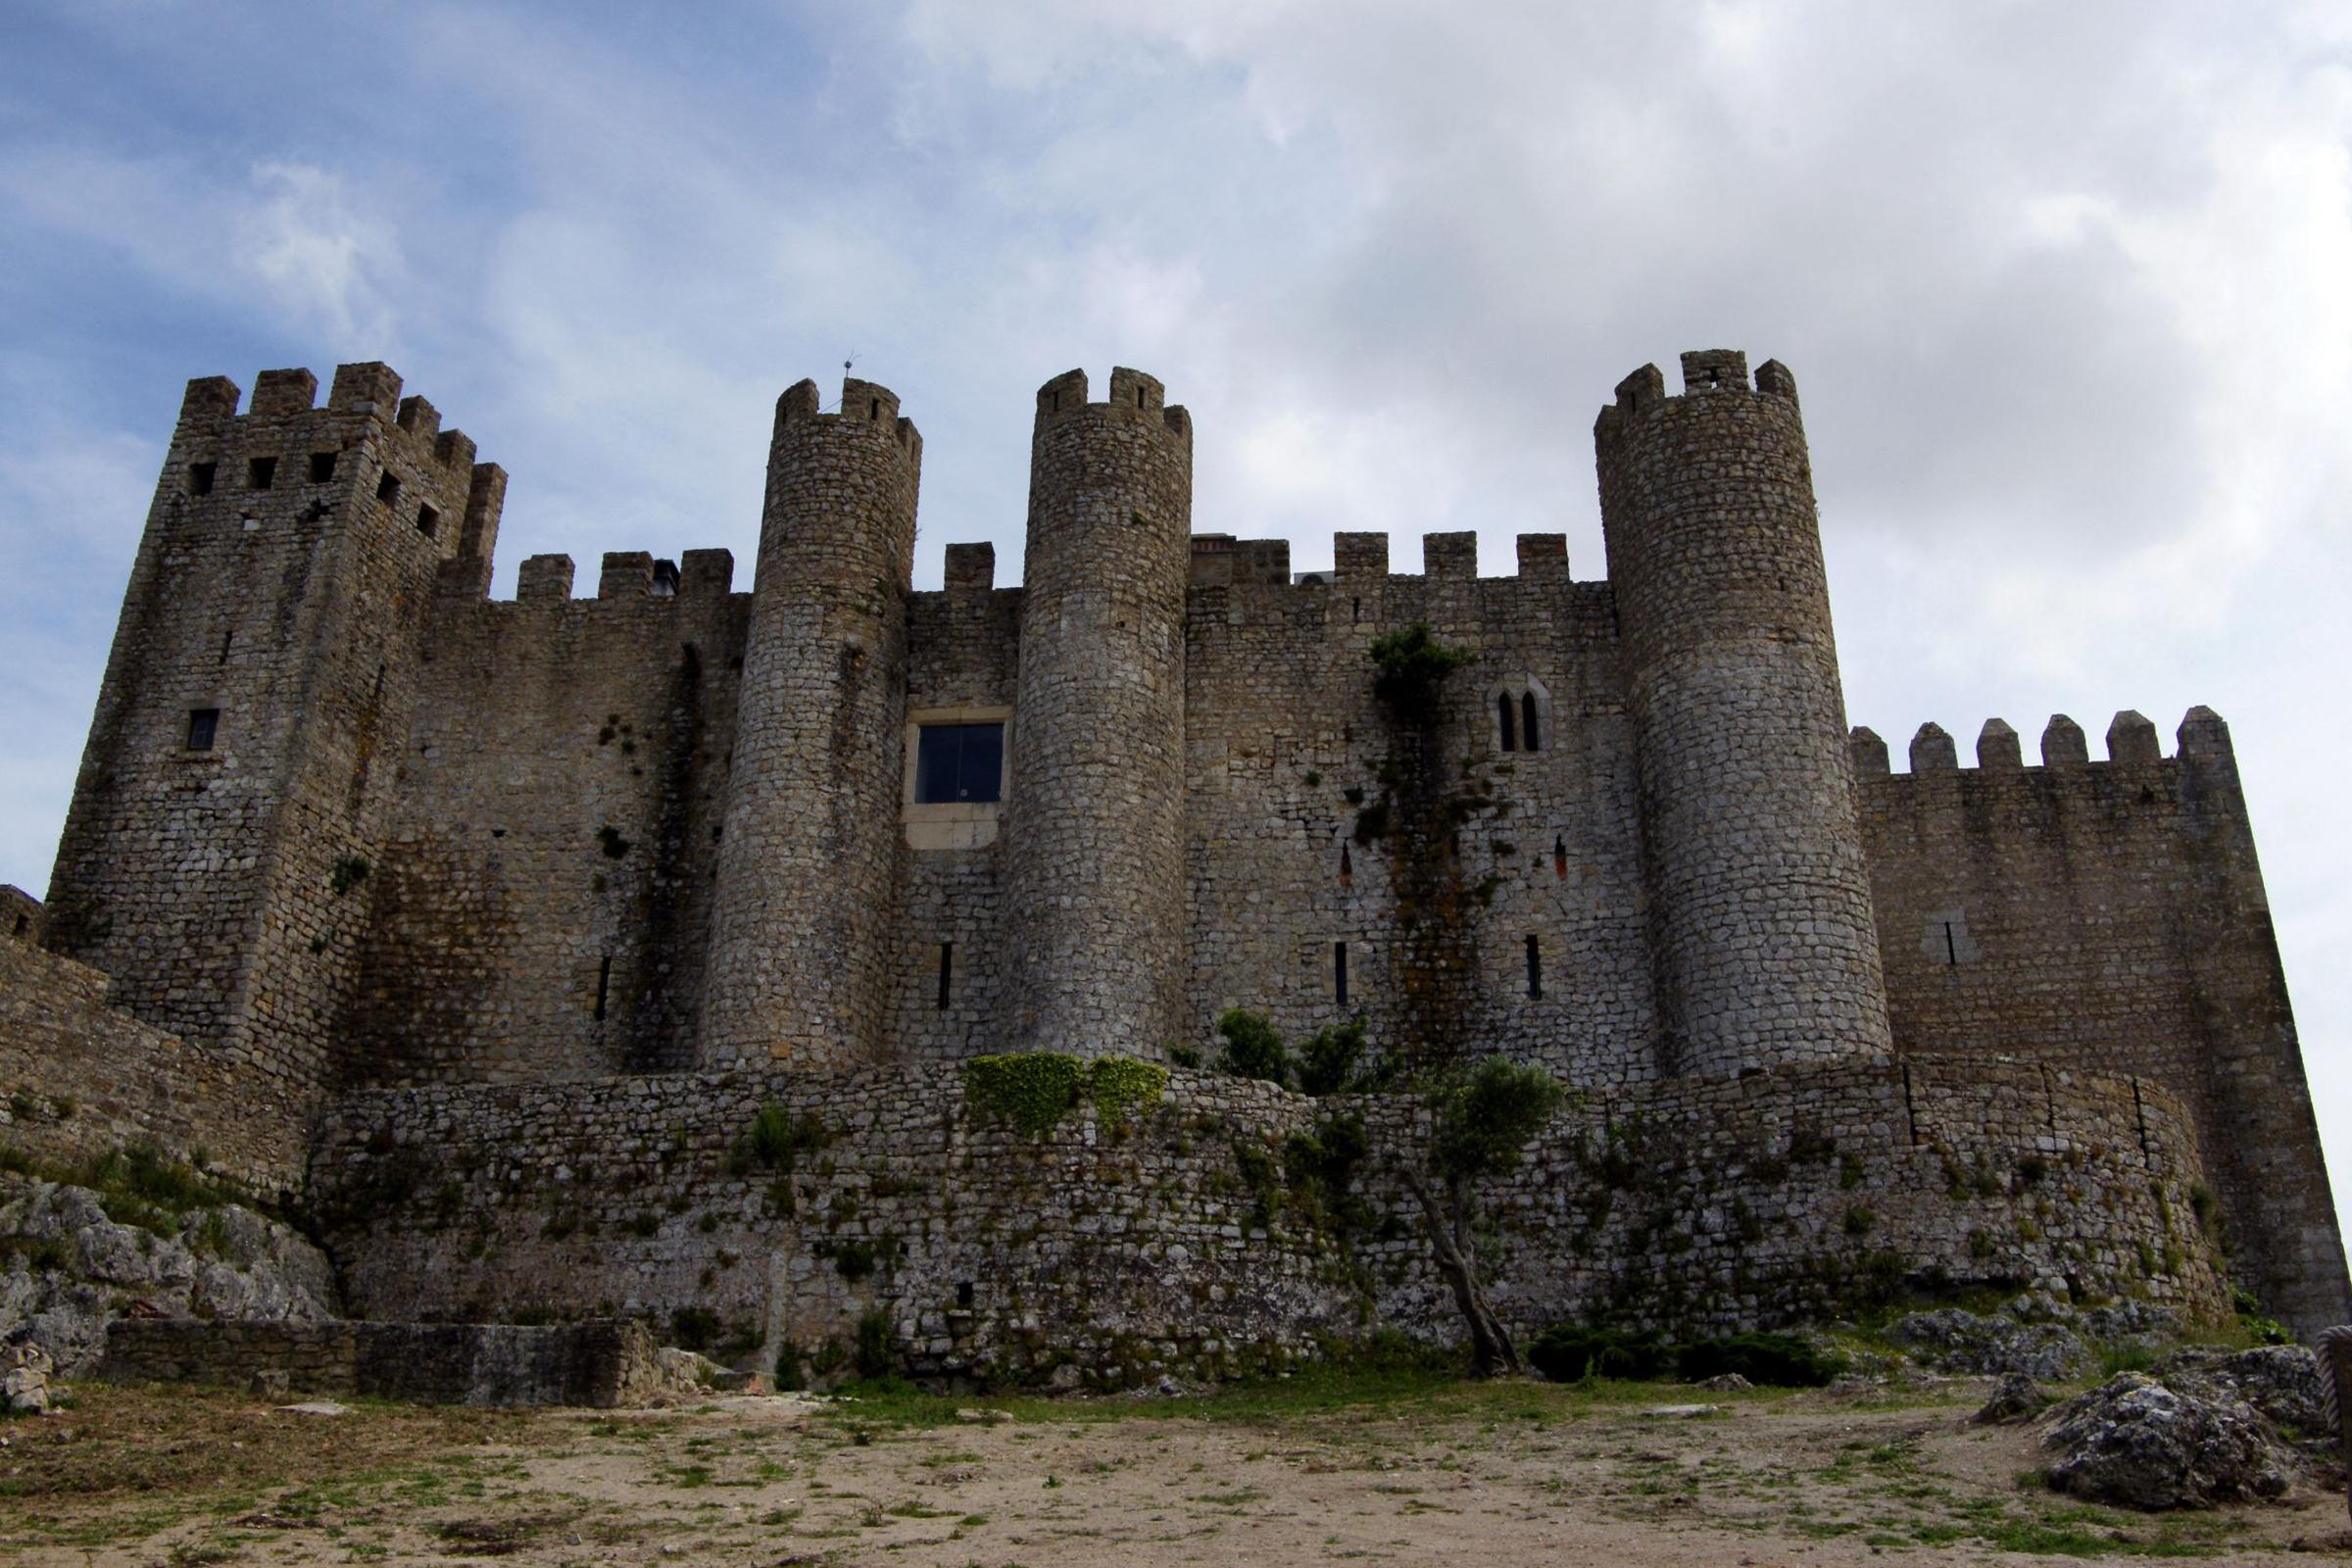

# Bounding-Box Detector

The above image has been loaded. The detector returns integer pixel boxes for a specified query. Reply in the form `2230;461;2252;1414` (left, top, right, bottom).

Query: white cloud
234;162;404;351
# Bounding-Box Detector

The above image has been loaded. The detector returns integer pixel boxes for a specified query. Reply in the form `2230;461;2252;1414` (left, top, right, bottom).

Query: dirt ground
1;1373;2345;1566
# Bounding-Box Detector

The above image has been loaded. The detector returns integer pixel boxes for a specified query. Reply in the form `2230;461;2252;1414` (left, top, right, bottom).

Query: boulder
2040;1371;2292;1509
2155;1346;2328;1435
1;1339;52;1415
1888;1308;2088;1380
1973;1371;2052;1425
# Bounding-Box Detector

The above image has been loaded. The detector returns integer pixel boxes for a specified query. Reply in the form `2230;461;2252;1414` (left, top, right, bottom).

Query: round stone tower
1594;351;1892;1078
702;377;920;1068
1002;368;1193;1057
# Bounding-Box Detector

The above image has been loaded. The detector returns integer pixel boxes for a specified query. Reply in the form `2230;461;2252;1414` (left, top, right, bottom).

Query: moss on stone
963;1053;1086;1135
1089;1057;1169;1126
964;1053;1169;1135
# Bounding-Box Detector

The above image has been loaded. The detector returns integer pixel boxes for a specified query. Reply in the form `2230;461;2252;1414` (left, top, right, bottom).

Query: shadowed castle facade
5;349;2342;1376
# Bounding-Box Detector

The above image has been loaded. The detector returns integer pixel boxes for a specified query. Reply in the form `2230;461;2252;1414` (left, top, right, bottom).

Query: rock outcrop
2040;1371;2294;1509
1887;1307;2087;1380
0;1176;337;1375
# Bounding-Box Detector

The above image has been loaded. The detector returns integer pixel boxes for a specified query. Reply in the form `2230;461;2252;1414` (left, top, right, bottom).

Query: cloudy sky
4;2;2349;1222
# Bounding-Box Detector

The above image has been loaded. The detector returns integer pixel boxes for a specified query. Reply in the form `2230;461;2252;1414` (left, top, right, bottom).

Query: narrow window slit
1526;935;1543;999
1338;844;1352;887
936;942;954;1009
1334;941;1348;1006
1553;834;1568;879
219;631;233;664
1522;692;1541;751
1498;693;1517;752
593;956;612;1020
1943;921;1958;966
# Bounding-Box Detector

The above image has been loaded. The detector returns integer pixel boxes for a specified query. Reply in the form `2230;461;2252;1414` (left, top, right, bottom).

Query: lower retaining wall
100;1318;672;1406
314;1057;2232;1387
0;935;310;1193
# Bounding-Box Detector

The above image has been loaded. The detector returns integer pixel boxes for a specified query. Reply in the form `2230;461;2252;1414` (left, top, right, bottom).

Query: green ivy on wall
964;1053;1169;1136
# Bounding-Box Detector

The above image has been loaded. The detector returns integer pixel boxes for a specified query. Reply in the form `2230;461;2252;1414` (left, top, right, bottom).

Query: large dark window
915;722;1004;804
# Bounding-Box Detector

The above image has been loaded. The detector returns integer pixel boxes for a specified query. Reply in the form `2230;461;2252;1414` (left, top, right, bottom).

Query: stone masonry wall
887;581;1024;1058
101;1318;670;1407
0;931;305;1191
314;1058;2229;1387
1182;536;1661;1080
1857;708;2351;1334
347;553;746;1083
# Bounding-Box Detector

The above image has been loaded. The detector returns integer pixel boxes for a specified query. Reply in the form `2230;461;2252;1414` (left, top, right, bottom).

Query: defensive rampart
314;1058;2230;1386
1859;708;2349;1333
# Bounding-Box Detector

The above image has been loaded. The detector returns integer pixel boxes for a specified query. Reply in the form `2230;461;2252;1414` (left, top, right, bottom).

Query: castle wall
0;926;306;1190
100;1318;674;1407
345;554;746;1084
1181;535;1662;1081
886;580;1024;1058
1858;709;2351;1333
311;1057;2228;1385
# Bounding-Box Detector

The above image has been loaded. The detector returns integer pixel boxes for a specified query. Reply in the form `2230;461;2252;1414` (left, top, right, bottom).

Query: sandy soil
1;1376;2344;1566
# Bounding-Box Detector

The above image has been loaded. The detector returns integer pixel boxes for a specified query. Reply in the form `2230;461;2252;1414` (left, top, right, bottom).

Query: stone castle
2;349;2343;1385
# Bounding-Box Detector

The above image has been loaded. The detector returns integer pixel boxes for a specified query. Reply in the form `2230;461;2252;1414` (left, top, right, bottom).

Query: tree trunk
1403;1168;1521;1377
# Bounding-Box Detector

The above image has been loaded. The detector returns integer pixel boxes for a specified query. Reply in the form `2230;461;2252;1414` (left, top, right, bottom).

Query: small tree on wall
1401;1054;1568;1377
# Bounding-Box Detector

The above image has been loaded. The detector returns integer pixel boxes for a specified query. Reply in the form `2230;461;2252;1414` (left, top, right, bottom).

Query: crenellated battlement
1191;531;1578;590
1592;349;1801;436
1032;367;1192;444
771;375;922;463
505;549;737;605
178;363;486;475
1851;708;2230;777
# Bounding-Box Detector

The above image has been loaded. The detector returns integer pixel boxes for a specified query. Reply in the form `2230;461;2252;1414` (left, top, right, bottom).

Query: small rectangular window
246;455;276;490
914;723;1004;804
416;503;440;538
185;708;220;750
375;468;401;503
309;452;336;483
936;942;954;1009
188;461;217;496
1525;935;1543;999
